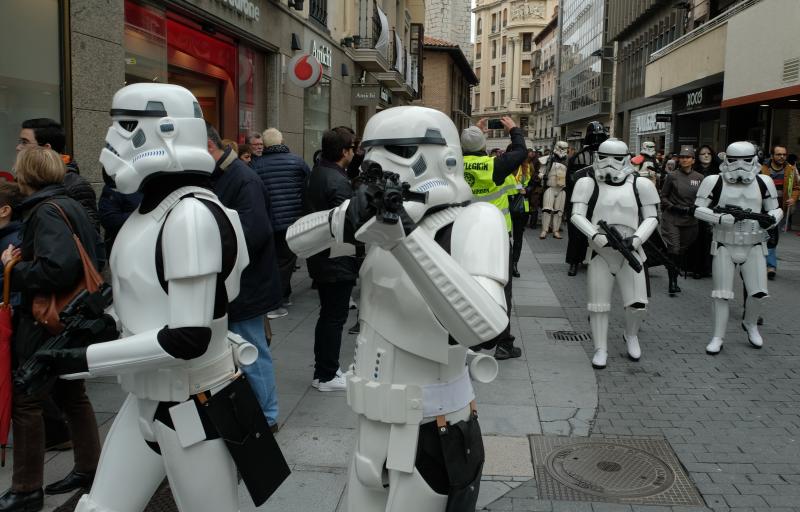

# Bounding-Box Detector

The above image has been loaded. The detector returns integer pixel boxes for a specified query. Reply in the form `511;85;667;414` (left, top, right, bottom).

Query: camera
487;118;503;130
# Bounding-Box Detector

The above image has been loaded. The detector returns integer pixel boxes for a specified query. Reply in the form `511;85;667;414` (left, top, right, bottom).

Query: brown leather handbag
31;202;103;334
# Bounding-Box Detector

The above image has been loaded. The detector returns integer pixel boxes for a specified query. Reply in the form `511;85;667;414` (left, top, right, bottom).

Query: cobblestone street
479;228;800;512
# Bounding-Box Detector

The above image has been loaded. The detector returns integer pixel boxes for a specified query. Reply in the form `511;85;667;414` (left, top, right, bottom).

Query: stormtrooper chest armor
110;186;245;401
590;179;640;232
713;179;767;244
355;208;468;388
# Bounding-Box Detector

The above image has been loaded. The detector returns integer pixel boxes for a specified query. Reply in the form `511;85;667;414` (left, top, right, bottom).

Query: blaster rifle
712;204;775;229
596;220;643;273
360;162;427;225
642;239;679;274
14;284;116;394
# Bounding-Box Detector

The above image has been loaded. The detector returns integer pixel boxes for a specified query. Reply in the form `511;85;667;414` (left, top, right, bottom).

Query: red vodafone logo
288;53;323;88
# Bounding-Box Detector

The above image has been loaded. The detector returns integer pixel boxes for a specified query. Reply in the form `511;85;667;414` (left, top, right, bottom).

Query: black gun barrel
713;205;774;227
597;220;643;273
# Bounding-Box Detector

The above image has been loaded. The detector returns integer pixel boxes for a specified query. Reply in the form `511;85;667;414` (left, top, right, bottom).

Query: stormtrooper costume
570;139;660;369
45;84;285;512
635;141;660;185
287;106;509;512
694;141;782;354
539;141;568;239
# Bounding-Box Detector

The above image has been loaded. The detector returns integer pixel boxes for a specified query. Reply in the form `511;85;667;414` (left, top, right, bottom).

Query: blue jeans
230;316;278;426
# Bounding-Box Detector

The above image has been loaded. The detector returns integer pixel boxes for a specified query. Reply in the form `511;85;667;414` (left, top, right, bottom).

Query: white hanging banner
375;7;390;60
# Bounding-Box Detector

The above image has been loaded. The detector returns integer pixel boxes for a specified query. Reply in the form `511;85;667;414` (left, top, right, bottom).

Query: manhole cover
547;330;591;342
545;443;675;498
529;435;704;506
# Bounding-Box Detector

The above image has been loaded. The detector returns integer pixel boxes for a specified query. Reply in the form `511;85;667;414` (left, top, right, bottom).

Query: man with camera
461;116;528;359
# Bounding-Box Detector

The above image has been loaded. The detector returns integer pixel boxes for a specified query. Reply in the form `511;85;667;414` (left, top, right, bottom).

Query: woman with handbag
0;147;102;512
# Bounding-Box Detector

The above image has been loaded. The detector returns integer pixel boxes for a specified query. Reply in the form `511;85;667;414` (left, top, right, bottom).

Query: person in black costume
564;121;608;276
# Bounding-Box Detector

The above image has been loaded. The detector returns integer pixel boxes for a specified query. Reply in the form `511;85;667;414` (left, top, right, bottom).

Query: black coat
304;159;358;284
64;160;100;231
211;149;283;321
10;185;104;364
252;145;310;232
98;184;143;254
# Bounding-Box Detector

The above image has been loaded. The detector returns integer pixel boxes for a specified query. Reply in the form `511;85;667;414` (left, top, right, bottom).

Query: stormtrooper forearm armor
390;203;509;346
286;200;351;258
633;205;658;244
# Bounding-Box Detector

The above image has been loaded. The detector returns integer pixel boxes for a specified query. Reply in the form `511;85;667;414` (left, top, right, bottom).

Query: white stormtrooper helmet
553;141;569;159
641;141;656;157
593;138;633;185
359;106;472;222
719;141;760;184
99;83;215;194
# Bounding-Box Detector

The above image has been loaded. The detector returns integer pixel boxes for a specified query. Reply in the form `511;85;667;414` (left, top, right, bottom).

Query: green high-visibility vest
463;155;512;231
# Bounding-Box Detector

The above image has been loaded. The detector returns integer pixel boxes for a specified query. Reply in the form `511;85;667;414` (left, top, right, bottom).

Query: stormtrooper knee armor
540;141;568;238
53;84;288;512
569;139;660;369
288;106;509;512
694;141;782;354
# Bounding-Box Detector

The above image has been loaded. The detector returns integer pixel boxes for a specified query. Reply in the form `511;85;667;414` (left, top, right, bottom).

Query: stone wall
70;0;126;188
425;0;472;61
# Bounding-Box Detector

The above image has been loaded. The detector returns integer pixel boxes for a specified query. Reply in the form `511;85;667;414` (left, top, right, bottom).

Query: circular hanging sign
288;53;323;88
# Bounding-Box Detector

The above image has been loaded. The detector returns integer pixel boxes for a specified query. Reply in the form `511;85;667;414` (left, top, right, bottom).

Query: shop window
310;0;328;27
304;79;331;164
1;0;63;171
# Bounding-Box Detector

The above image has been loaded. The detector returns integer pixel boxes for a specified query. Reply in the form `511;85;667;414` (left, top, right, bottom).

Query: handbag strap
41;201;76;235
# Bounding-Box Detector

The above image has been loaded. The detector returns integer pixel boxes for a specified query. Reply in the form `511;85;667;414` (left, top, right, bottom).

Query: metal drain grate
529;435;704;506
547;330;592;342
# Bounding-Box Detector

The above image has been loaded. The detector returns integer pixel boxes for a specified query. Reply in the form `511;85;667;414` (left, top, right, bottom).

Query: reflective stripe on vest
463;155;512;231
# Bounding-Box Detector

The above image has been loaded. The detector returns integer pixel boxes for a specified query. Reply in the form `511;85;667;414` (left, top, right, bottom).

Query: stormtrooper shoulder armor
162;197;223;280
695;174;721;206
635;177;660;206
451;202;509;285
757;174;780;201
571;176;596;204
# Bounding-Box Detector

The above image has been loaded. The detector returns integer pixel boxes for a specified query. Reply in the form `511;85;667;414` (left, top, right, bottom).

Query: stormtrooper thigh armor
695;162;782;353
73;187;250;512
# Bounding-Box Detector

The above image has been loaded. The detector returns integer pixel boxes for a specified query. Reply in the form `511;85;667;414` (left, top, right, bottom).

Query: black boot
494;341;522;360
512;263;520;278
668;255;681;295
0;489;43;512
567;263;578;276
44;469;95;495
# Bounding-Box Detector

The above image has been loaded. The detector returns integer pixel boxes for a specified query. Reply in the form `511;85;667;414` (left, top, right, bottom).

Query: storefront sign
635;112;668;133
215;0;260;22
655;114;672;123
352;86;380;106
288;53;323;88
679;84;722;112
311;40;332;69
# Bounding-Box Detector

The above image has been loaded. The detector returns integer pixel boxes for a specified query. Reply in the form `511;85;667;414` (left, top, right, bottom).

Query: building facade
424;0;472;61
556;0;612;147
420;36;478;131
606;1;689;154
642;0;797;155
472;0;558;150
529;10;557;150
1;0;425;181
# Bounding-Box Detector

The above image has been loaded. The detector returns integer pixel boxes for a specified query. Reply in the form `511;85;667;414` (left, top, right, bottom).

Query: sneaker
312;369;345;388
267;307;288;319
314;374;347;392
